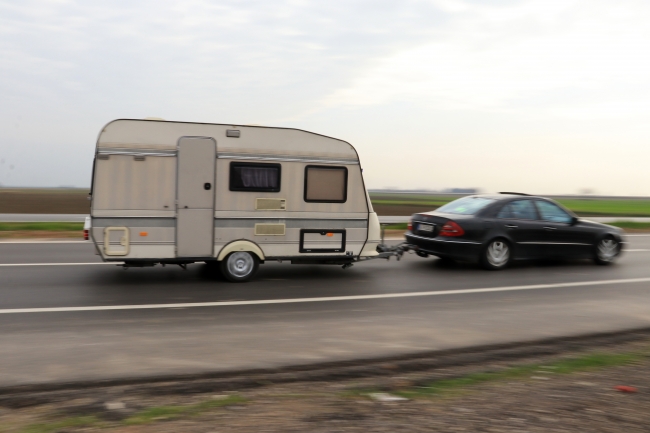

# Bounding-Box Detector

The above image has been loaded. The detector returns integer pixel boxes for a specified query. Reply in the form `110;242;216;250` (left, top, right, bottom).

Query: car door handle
505;225;518;229
544;227;557;231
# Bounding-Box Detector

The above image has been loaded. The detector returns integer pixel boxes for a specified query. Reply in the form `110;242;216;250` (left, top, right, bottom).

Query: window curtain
238;166;278;188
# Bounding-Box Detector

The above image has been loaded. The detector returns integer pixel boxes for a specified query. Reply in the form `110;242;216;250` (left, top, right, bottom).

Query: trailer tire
220;251;259;282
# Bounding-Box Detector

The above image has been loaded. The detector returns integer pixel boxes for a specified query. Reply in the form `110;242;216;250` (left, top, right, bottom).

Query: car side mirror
570;216;579;226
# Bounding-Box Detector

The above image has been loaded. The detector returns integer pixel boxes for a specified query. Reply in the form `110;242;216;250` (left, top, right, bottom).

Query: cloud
320;0;650;119
0;0;649;192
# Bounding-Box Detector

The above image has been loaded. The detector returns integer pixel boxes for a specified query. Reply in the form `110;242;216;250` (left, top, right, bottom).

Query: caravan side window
304;166;348;203
229;162;281;192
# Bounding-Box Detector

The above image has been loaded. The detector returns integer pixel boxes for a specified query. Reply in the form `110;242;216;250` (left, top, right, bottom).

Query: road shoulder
1;329;649;432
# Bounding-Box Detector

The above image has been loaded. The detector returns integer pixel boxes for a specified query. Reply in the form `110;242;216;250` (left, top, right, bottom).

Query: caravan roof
97;119;360;164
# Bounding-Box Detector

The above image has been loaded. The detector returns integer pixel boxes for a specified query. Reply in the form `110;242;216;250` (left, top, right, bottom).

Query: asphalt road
1;237;650;388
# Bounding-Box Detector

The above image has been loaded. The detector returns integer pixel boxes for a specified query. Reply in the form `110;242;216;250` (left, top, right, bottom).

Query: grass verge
124;395;247;425
352;351;644;400
18;395;246;432
19;416;102;433
609;221;650;230
0;222;83;231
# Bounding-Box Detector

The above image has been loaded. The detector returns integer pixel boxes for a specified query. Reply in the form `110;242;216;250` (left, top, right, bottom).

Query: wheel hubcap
487;241;509;267
227;252;254;277
597;239;619;262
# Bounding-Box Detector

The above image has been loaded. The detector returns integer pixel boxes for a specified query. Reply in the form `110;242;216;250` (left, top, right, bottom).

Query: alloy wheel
226;252;255;278
597;238;619;263
221;251;260;282
486;240;510;268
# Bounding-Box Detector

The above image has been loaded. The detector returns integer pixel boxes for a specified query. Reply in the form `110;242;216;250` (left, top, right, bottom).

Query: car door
495;199;547;259
534;200;593;258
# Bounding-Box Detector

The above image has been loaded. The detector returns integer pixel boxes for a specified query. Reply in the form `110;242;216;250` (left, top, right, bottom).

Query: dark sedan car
404;193;624;269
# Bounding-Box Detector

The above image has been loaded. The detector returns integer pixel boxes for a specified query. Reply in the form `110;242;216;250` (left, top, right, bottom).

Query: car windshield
436;196;496;215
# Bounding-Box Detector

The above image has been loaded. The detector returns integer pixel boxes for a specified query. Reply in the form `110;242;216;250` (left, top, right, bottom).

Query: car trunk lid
410;212;473;238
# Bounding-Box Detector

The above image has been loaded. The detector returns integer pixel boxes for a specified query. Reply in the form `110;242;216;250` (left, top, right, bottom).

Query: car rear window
436;196;496;215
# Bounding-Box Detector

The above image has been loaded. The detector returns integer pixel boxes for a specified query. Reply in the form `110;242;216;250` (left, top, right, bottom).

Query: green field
553;199;650;217
370;193;650;217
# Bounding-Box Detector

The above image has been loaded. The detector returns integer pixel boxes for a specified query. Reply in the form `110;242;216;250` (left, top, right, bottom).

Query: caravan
90;119;385;281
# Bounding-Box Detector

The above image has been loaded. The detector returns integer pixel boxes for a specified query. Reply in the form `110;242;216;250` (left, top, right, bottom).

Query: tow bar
352;223;411;266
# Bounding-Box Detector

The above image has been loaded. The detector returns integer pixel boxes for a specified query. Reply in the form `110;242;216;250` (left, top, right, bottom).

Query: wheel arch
600;230;623;243
216;240;266;262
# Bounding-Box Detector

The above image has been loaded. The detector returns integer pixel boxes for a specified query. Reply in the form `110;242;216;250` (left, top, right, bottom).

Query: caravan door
176;137;216;257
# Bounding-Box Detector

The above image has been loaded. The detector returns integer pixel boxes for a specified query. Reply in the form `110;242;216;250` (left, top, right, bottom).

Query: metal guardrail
0;214;89;222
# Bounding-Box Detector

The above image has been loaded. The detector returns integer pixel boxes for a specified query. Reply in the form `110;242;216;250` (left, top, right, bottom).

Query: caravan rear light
83;216;91;241
439;221;465;237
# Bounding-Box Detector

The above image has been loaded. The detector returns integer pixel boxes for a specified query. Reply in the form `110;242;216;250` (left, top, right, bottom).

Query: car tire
220;251;260;282
481;238;511;270
594;236;620;266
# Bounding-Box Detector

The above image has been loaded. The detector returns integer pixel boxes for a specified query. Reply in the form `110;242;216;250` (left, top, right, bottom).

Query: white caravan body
90;119;381;275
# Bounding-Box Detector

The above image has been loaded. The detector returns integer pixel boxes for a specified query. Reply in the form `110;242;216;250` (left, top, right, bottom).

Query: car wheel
481;238;511;270
594;236;620;265
220;251;259;282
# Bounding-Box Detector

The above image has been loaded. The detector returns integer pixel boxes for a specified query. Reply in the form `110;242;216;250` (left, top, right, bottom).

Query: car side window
497;200;538;220
536;200;573;224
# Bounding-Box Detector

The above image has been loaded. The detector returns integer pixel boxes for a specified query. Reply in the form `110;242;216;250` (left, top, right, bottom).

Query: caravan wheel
220;251;259;282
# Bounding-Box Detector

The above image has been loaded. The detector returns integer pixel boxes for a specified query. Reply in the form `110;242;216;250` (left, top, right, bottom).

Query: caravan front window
229;162;281;192
304;166;348;203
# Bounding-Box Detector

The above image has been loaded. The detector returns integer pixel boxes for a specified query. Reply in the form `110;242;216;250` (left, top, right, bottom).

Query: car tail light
83;229;89;240
407;220;413;231
439;221;465;237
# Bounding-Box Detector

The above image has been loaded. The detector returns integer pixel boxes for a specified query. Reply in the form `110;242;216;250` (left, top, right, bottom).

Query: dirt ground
0;191;425;216
0;189;648;220
1;336;649;432
0;189;90;214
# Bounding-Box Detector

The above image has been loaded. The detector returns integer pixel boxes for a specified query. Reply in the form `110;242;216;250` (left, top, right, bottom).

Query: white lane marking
3;277;650;315
0;262;119;267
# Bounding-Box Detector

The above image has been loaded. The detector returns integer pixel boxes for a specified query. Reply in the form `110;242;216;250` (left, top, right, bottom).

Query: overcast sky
1;0;649;195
